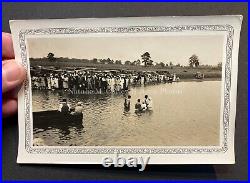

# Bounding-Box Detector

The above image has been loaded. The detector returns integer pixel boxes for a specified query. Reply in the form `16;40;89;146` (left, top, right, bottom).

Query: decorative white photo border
18;25;233;155
10;16;242;164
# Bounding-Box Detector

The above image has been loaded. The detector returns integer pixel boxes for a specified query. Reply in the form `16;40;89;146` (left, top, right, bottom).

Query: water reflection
33;81;221;146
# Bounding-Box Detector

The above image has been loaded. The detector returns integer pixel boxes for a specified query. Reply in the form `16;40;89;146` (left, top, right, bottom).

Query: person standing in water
135;99;142;112
124;95;131;111
141;102;147;111
145;95;153;111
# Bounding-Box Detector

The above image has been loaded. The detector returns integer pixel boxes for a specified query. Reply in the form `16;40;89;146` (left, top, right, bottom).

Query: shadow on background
18;164;217;180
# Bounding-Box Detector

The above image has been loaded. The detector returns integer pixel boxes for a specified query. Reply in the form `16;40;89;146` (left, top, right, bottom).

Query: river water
33;80;221;146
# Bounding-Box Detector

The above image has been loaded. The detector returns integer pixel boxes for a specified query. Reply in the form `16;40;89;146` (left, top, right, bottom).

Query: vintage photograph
28;34;223;147
10;16;242;164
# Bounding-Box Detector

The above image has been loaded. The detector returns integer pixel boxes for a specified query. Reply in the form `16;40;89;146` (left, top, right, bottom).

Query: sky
27;34;224;66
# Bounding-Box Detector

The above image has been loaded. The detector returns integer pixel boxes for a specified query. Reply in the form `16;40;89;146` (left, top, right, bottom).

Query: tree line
47;52;220;68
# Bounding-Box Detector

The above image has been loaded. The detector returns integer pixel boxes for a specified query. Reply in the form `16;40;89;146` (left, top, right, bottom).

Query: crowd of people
31;69;179;94
33;68;173;115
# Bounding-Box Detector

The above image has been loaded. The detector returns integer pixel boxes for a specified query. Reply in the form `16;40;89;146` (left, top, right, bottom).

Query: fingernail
4;62;22;82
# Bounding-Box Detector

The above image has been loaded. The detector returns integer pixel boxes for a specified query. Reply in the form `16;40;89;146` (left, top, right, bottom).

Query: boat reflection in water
33;110;84;146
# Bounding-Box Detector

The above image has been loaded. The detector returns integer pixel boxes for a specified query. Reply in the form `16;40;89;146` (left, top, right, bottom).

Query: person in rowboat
58;98;71;114
72;102;83;117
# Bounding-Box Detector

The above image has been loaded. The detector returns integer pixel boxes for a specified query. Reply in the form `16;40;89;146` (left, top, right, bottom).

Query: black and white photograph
29;34;223;147
9;16;242;164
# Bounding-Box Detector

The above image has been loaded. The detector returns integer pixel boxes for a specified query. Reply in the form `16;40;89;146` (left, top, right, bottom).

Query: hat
77;102;82;106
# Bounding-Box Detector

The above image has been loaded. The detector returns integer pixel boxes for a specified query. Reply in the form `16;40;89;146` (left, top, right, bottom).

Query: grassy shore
180;78;221;82
30;58;222;79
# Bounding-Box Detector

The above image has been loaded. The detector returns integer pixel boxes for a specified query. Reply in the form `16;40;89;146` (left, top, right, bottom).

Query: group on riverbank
31;68;179;94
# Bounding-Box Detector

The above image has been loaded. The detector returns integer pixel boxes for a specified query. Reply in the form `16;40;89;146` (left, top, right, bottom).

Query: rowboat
33;110;83;125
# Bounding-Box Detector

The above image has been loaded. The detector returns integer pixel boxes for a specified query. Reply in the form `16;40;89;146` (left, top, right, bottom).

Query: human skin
2;32;26;117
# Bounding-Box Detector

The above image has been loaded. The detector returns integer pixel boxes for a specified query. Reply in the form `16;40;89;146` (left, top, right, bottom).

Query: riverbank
179;78;221;82
30;58;222;80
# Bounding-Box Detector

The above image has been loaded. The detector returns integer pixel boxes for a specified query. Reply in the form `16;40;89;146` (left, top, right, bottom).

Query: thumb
2;60;26;93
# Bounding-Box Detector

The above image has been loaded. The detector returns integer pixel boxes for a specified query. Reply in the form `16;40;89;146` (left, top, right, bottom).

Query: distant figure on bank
58;98;70;114
124;95;131;111
173;73;177;82
135;99;142;112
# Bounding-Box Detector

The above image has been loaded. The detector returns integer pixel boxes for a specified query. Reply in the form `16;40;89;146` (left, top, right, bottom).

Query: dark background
2;2;248;180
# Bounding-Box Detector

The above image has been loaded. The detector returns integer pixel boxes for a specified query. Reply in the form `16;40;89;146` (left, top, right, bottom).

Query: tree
100;59;106;64
47;52;55;61
125;60;132;65
217;62;222;68
148;60;153;66
194;60;199;67
106;58;114;64
155;62;165;68
115;60;122;65
110;60;114;64
189;54;199;67
141;52;152;67
132;59;141;66
136;59;141;66
92;58;98;64
159;62;165;68
169;62;174;69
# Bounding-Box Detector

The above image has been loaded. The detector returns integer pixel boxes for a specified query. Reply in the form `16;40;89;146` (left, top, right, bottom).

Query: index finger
2;32;15;59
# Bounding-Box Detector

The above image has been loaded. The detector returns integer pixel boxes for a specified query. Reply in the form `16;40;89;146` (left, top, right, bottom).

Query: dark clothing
61;103;69;113
124;98;130;111
135;103;141;111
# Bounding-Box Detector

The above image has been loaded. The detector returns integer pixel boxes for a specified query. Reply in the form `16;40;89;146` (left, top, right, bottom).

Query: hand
2;32;26;117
